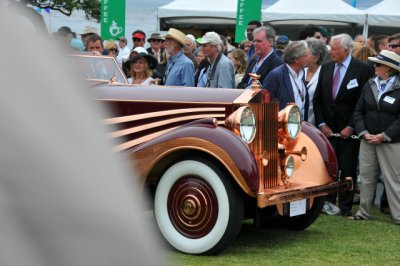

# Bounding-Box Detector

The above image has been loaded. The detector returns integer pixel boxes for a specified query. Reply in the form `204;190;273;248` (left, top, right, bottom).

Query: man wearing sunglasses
147;33;165;64
131;30;146;49
388;33;400;56
147;33;167;81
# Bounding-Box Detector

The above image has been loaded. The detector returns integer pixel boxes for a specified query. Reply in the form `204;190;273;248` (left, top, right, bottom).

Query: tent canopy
364;0;400;27
157;0;237;30
262;0;365;25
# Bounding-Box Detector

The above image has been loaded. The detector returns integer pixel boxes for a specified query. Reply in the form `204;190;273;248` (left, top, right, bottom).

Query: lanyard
288;70;305;102
205;53;222;87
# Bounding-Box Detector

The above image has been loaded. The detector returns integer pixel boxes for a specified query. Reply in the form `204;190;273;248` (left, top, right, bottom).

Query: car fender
301;121;338;178
128;118;259;196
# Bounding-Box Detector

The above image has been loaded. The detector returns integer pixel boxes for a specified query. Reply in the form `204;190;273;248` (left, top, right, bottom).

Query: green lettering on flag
101;0;126;40
235;0;262;43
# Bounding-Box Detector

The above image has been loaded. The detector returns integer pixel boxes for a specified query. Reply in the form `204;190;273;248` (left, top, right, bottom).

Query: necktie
380;81;387;92
247;58;261;85
332;64;343;100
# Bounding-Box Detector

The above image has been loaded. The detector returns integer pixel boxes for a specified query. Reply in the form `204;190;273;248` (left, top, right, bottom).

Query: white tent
262;0;365;26
157;0;237;30
364;0;400;27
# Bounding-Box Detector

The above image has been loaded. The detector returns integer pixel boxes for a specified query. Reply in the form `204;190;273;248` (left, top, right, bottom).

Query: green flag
235;0;262;43
101;0;126;40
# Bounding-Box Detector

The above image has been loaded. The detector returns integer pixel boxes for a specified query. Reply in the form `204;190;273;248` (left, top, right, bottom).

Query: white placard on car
289;199;307;217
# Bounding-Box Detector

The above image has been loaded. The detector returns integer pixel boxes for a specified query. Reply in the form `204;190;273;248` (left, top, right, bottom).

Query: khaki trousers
356;140;400;224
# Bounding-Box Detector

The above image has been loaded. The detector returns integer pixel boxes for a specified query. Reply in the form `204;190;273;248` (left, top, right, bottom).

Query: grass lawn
168;205;400;265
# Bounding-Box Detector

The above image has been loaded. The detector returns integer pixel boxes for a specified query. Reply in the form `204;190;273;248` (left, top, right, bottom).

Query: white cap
132;47;148;54
186;34;196;44
197;32;222;45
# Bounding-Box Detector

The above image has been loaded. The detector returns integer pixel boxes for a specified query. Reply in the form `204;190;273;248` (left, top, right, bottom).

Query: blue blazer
262;64;309;120
237;50;284;89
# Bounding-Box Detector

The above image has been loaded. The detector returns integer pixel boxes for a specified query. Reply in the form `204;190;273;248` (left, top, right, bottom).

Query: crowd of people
54;22;400;225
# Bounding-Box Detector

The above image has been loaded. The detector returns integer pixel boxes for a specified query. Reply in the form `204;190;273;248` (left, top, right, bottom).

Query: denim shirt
164;51;195;87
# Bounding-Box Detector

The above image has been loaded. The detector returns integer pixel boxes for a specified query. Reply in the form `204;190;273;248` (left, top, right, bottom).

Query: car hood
92;84;258;105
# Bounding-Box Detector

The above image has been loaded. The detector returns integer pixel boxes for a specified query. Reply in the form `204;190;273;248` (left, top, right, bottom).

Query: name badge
347;79;359;89
383;96;396;104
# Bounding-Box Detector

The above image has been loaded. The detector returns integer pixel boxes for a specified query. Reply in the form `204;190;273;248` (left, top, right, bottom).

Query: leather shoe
339;210;353;217
380;207;391;215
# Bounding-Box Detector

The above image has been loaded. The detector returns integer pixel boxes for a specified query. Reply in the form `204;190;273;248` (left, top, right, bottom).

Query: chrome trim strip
114;127;178;152
104;107;226;125
110;114;225;138
98;99;232;105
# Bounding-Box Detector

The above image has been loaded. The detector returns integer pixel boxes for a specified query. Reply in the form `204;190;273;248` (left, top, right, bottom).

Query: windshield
69;54;128;84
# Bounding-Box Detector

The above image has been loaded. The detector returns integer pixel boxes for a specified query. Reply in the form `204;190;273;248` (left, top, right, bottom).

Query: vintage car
72;54;352;255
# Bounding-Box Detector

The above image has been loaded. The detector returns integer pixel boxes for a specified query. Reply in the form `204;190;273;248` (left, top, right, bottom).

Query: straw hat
162;28;186;46
81;25;98;35
368;50;400;72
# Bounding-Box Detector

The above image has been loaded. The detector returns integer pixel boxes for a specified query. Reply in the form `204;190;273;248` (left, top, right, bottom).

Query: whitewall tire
154;158;243;255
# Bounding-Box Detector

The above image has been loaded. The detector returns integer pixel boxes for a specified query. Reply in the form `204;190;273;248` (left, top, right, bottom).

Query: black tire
154;158;243;255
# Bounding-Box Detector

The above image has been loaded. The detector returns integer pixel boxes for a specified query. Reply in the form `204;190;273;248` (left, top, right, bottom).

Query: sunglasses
388;44;400;49
150;39;163;43
109;48;118;53
132;38;143;42
374;63;382;67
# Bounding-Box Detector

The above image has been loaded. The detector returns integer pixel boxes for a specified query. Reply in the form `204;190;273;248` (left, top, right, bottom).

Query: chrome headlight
240;107;256;143
225;106;256;143
279;104;302;140
285;156;295;177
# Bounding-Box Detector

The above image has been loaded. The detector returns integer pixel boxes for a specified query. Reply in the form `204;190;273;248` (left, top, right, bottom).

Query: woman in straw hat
350;50;400;224
124;52;157;85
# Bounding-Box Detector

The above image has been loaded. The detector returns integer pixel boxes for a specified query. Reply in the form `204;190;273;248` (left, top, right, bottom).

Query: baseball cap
132;33;145;39
319;26;329;38
276;35;289;45
132;47;148;54
197;32;222;45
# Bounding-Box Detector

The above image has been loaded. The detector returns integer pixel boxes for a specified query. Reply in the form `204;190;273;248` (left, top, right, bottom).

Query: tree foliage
20;0;101;21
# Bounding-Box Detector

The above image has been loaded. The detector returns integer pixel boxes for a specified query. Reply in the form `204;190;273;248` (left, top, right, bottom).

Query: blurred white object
322;201;341;215
0;6;166;266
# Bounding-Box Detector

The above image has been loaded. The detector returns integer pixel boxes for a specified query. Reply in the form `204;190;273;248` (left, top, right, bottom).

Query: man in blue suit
262;41;310;119
237;26;283;89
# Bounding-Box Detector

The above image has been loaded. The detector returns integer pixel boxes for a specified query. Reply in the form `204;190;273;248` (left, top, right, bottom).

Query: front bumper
257;177;353;208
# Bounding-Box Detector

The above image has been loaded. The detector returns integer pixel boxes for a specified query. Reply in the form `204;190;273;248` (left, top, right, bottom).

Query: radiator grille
249;102;279;189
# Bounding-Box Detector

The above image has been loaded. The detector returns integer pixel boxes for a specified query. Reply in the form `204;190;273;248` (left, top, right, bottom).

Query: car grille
249;102;279;189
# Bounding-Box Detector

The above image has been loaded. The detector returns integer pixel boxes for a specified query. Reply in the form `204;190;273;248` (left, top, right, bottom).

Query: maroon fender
129;118;259;195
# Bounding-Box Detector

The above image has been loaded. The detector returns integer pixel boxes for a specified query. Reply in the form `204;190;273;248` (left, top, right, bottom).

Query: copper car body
75;55;352;255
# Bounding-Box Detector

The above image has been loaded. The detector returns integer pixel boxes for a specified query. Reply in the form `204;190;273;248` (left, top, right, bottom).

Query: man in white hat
80;25;99;50
197;32;235;88
162;28;194;87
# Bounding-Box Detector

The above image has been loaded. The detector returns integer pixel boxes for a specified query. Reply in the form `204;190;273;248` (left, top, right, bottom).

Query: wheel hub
168;176;218;239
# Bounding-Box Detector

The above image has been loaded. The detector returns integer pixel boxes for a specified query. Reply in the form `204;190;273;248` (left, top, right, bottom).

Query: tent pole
362;14;368;38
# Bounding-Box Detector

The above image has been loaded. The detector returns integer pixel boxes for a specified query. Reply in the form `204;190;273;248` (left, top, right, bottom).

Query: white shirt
304;65;321;125
117;46;131;66
287;64;306;116
374;76;395;101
